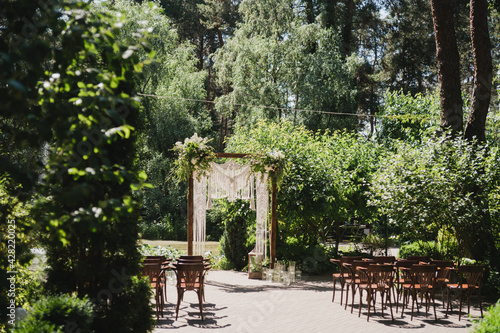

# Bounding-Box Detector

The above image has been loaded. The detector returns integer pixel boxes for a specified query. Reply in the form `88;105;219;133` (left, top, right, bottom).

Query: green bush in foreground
15;294;94;333
471;301;500;333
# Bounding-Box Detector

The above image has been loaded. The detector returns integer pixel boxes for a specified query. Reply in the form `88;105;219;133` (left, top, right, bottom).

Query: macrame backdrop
193;160;269;258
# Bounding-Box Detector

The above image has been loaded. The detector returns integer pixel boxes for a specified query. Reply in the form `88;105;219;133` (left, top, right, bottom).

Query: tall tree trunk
465;0;492;142
430;0;463;135
305;0;315;24
341;0;355;57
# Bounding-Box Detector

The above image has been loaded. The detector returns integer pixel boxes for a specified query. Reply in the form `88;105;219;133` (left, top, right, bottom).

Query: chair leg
198;290;204;320
459;290;463;321
175;289;183;320
332;279;336;302
479;290;483;317
366;291;372;322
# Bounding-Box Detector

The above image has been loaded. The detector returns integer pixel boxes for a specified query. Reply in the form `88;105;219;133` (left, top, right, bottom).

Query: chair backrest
350;260;371;283
341;256;363;264
410;264;437;290
141;262;162;284
175;263;205;290
407;255;430;263
146;255;167;261
373;256;396;264
368;264;395;289
331;259;343;273
179;255;204;260
458;265;484;289
430;260;455;280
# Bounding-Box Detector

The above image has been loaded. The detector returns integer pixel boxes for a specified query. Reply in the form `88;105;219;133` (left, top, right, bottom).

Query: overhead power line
137;93;440;121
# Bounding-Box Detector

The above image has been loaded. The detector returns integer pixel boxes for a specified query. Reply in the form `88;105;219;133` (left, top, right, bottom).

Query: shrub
97;276;155;333
398;238;459;260
139;217;175;240
138;244;185;259
14;263;45;309
278;238;336;275
471;301;500;333
220;200;252;271
15;294;94;333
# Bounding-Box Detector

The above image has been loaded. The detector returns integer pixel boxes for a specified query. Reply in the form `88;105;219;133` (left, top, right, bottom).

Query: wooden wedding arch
186;152;279;268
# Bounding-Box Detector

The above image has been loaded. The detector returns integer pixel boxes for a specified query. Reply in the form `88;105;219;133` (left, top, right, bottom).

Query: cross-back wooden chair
394;260;419;312
140;262;165;320
430;260;455;308
174;263;206;320
446;265;484;320
344;260;372;313
357;264;395;321
330;258;354;305
144;255;171;300
401;264;438;321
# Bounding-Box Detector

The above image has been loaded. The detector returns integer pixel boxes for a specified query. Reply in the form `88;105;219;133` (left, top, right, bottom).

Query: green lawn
139;239;220;255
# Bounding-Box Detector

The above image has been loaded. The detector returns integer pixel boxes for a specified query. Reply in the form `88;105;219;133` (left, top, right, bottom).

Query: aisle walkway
153;270;484;333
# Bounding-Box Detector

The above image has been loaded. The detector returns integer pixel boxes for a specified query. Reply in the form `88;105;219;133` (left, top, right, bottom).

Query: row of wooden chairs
331;256;484;322
140;255;210;321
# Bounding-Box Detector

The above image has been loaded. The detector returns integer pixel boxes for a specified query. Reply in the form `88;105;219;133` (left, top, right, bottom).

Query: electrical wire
137;93;440;120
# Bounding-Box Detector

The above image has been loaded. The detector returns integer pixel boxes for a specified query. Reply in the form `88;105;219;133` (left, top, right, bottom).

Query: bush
220;200;253;271
471;301;500;333
139;217;175;240
278;238;336;275
96;276;155;333
138;244;185;259
397;237;459;260
15;263;46;309
15;294;94;333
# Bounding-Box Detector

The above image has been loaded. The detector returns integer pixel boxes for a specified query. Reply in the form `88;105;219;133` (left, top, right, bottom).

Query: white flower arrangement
172;133;215;181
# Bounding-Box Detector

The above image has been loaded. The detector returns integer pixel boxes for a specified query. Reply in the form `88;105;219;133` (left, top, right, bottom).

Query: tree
214;0;358;132
465;0;493;142
1;1;155;331
430;0;464;136
97;0;210;237
380;0;437;95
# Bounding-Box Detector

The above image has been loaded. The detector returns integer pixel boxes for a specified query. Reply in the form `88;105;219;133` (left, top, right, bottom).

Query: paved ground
153;270;487;333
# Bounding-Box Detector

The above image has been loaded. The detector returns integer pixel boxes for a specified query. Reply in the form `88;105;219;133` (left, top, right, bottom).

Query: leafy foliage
95;0;211;230
15;294;95;333
369;137;500;263
227;120;382;253
471;301;500;333
219;200;254;271
377;89;441;142
214;0;358;132
2;0;156;331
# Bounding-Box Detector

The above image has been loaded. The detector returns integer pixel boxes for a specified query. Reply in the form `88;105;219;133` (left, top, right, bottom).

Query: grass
139;239;220;255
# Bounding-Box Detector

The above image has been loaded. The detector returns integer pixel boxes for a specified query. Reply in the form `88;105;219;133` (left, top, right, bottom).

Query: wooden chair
344;260;372;313
430;260;455;308
329;256;362;305
174;263;206;320
446;265;484;320
357;264;395;321
372;256;396;264
394;259;419;312
401;264;438;321
144;256;171;300
140;262;165;320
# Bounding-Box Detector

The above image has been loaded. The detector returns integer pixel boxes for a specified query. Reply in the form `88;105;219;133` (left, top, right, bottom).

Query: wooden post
187;173;194;255
270;180;277;268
